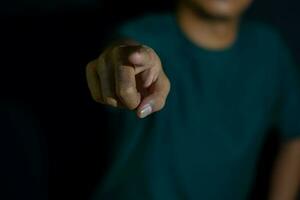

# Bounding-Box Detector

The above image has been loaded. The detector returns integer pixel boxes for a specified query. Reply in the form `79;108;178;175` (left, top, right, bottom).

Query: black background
0;0;299;199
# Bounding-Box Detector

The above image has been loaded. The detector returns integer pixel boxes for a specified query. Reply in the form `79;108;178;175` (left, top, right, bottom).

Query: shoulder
241;20;284;49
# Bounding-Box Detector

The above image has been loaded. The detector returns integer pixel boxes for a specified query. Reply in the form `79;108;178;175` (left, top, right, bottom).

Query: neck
176;2;240;50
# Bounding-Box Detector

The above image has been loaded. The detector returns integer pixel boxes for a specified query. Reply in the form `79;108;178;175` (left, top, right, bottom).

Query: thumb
136;72;171;118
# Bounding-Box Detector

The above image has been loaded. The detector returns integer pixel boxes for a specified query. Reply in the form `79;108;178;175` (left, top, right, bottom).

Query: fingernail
139;104;152;118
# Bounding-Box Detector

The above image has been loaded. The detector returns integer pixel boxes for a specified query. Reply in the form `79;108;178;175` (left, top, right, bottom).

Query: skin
86;0;300;198
182;0;252;20
176;0;248;50
86;41;170;118
269;139;300;200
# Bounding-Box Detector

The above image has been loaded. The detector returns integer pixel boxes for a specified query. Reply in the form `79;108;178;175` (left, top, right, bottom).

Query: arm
269;139;300;200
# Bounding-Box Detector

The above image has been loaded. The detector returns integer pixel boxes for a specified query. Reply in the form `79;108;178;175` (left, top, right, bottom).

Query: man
86;0;300;199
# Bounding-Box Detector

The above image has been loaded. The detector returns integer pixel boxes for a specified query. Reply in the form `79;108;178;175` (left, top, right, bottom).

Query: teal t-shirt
92;14;300;200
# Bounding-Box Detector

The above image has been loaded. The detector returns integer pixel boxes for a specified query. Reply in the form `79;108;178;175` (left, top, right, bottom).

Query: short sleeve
276;38;300;141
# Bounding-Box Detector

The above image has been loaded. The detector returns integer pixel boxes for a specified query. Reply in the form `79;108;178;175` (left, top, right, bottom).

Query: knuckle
127;103;138;111
92;95;103;103
102;49;113;64
86;60;96;71
161;73;171;91
146;46;158;57
156;97;166;111
142;45;153;53
97;63;106;75
111;46;121;59
144;46;155;57
141;45;154;56
117;87;136;99
104;97;118;107
153;56;162;69
97;55;108;73
166;78;171;92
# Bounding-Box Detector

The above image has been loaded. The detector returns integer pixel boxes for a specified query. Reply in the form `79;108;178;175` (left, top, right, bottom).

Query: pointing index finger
117;45;156;73
113;46;141;110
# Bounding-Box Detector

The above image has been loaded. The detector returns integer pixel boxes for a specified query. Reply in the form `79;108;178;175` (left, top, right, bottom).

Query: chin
204;8;237;20
186;0;252;20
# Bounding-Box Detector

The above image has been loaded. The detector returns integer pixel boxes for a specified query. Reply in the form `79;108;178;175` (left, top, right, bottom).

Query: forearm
269;139;300;200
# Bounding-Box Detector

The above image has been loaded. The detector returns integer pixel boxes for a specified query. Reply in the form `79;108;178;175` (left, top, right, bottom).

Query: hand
86;43;171;118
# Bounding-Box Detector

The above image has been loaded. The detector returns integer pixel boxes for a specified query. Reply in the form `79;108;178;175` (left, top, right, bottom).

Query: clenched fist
86;42;171;118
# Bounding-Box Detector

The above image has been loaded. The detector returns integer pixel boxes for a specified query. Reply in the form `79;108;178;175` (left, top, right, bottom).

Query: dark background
0;0;299;199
